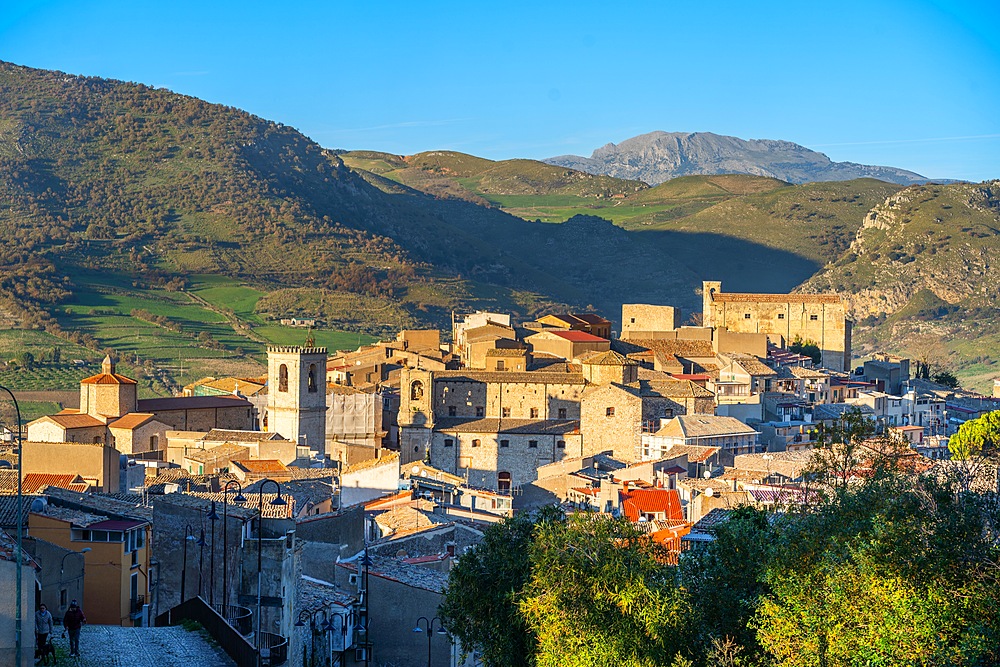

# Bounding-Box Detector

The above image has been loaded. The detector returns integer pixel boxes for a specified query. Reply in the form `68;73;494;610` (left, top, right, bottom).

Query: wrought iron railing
258;631;289;666
213;603;253;636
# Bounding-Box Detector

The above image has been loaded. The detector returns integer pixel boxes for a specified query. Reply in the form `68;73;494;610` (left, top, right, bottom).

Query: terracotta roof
725;355;777;377
711;292;842;304
0;529;40;570
80;372;138;385
190;491;295;518
137;396;252;411
342;452;400;475
0;496;36;529
655;444;722;464
622;338;717;359
572;313;611;326
485;348;528;357
33;413;106;429
620;487;683;523
42;486;153;522
639;378;714;399
547;330;607;343
775;365;830;380
22;474;90;494
200;377;266;396
233;459;288;474
108;413;159;431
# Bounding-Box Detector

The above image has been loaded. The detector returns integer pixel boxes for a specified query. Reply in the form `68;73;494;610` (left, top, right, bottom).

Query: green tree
931;370;959;388
947;410;1000;492
439;510;559;667
680;506;775;664
17;351;35;369
519;514;691;667
755;475;1000;667
789;336;822;365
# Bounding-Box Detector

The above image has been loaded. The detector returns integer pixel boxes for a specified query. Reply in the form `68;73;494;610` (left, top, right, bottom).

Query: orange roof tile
235;459;288;473
108;413;159;430
22;474;90;494
620;487;684;523
80;372;138;385
39;414;106;429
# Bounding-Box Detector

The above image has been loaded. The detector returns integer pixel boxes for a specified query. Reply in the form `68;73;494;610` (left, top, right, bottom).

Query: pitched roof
108;413;160;431
546;330;607;343
621;338;717;359
185;443;248;465
136;396;252;412
200;377;266;396
619;487;683;523
726;355;777;377
572;313;612;326
639;378;715;399
233;459;288;474
21;474;90;494
202;429;281;443
0;496;36;529
485;348;529;357
0;529;40;570
657;415;758;439
582;350;639;367
32;413;106;429
434;370;586;385
79;371;138;385
342;451;400;475
189;491;294;518
42;486;153;522
775;365;830;380
710;291;841;304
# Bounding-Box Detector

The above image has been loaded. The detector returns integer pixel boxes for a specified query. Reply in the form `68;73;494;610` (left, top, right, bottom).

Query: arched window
278;364;288;392
498;472;512;495
308;364;317;393
410;380;424;401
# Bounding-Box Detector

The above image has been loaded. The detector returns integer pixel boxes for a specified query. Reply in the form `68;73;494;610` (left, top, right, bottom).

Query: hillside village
2;278;999;666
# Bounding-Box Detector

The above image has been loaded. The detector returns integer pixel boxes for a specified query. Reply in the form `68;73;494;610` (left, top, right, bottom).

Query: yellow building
28;493;151;627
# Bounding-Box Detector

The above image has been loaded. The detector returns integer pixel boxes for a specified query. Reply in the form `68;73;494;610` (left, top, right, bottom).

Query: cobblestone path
45;624;235;667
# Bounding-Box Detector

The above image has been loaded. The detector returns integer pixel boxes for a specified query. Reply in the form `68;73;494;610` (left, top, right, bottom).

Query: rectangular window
500;439;509;448
444;438;454;447
630;318;635;323
501;407;511;418
810;314;819;321
530;408;539;419
496;360;505;371
606;407;615;417
472;439;481;448
476;407;484;417
744;313;751;319
558;408;567;419
777;313;785;320
528;440;538;449
448;406;457;417
557;440;565;449
60;589;67;608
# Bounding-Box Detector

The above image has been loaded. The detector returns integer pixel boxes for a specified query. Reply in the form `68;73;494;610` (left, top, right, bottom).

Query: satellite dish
704;487;715;497
703;470;712;479
411;466;420;475
420;471;427;477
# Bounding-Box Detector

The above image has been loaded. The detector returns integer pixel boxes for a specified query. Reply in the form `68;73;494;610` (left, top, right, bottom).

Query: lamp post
197;529;206;597
180;525;197;603
222;480;245;616
294;610;317;665
207;501;219;605
326;610;348;667
59;548;91;602
0;384;23;667
412;616;447;667
255;479;286;667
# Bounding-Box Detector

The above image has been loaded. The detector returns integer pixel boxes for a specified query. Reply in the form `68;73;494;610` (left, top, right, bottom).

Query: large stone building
702;281;852;371
398;350;715;492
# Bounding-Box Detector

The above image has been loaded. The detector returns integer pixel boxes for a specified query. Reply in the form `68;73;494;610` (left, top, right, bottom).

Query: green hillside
802;181;1000;391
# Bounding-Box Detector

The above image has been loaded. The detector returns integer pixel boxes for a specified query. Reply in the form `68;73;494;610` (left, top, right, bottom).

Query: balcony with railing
213;603;253;636
258;631;288;666
130;595;146;616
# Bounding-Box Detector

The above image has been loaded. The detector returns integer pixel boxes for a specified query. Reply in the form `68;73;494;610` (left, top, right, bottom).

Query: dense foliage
442;414;1000;667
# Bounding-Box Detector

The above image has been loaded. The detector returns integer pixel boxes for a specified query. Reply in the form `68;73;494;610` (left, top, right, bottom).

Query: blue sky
2;0;998;180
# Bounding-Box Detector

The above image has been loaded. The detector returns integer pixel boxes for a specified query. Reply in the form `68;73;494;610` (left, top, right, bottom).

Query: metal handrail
258;631;288;665
213;603;253;636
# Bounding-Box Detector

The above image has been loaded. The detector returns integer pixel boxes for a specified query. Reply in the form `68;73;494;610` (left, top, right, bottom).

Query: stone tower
397;367;435;464
267;346;328;457
702;280;722;329
79;354;137;419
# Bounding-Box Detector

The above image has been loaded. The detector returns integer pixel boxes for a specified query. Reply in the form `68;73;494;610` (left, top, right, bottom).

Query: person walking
63;601;87;657
34;603;54;655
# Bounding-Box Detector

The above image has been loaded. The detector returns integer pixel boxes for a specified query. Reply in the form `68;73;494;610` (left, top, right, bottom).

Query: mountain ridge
546;131;929;186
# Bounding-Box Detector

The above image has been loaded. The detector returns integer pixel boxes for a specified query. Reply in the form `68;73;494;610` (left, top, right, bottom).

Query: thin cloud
813;133;1000;147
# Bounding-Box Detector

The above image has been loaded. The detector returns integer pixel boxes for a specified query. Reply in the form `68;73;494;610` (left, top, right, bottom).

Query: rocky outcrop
546;131;928;186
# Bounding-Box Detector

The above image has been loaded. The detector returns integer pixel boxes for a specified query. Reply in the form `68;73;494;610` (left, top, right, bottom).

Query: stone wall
580;385;643;461
621;304;681;337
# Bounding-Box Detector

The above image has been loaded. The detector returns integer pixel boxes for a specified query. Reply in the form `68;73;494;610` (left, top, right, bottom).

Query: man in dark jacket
63;602;86;657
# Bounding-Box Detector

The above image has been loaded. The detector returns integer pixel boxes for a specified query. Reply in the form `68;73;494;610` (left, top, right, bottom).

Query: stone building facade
702;280;852;371
621;304;682;338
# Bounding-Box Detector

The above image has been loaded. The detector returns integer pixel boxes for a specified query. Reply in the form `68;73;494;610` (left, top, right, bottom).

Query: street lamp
255;479;286;667
197;529;206;597
222;480;246;616
412;616;447;667
295;610;318;665
207;501;219;606
180;525;198;603
0;384;24;666
325;610;349;667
